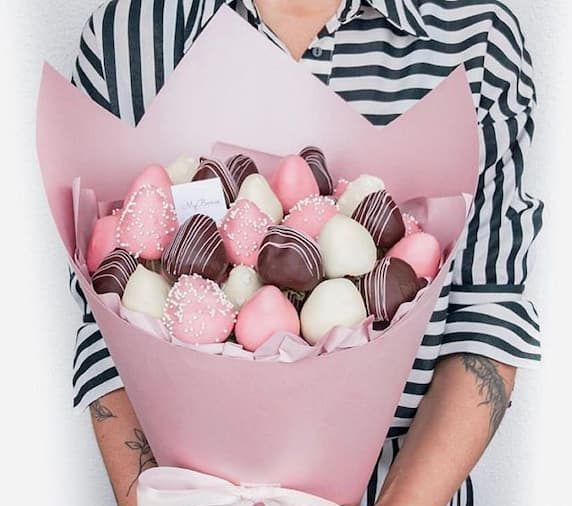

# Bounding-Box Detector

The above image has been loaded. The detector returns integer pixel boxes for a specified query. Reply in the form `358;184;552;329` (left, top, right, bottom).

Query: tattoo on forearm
461;354;509;439
89;400;116;422
125;428;157;496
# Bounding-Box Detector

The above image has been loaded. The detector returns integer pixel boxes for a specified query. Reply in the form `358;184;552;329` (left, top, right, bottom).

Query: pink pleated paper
36;6;479;505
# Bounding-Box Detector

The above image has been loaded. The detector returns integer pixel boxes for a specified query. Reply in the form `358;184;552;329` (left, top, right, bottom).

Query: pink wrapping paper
36;6;479;505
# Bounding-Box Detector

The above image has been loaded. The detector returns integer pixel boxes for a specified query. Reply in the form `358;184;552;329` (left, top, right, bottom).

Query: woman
70;1;543;505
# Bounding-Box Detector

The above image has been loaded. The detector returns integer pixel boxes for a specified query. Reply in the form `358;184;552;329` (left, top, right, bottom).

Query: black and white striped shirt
70;1;542;504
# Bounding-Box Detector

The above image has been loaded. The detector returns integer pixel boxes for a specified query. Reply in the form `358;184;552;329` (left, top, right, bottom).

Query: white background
0;1;570;505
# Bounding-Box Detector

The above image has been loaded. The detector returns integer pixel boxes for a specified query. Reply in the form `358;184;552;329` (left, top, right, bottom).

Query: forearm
89;388;157;506
377;354;516;506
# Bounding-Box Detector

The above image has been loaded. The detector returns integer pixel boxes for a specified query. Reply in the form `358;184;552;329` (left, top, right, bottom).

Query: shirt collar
228;0;430;40
367;0;429;39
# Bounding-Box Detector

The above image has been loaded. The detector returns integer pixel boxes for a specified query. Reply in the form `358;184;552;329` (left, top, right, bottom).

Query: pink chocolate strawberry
117;184;178;260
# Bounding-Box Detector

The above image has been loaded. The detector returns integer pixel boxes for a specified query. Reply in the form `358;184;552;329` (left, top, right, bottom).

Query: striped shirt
69;1;543;504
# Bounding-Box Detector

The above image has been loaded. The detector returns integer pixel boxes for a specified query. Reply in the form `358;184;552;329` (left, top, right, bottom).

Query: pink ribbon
137;468;339;506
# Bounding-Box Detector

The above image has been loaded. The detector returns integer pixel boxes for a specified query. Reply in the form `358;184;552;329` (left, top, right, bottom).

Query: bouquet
37;6;479;505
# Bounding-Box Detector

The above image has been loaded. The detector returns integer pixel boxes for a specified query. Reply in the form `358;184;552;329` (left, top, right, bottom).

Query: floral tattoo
89;400;116;422
125;428;157;496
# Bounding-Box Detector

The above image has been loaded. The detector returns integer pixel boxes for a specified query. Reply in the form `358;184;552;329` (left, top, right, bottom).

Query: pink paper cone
36;6;479;505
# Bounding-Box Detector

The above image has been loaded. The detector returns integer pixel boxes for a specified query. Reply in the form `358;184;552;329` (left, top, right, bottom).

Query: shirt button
312;46;323;58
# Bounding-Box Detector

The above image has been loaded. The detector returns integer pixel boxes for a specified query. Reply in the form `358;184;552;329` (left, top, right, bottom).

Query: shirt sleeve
440;11;543;368
69;13;124;411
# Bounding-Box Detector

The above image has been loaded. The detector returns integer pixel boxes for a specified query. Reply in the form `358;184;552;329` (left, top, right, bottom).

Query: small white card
171;178;228;225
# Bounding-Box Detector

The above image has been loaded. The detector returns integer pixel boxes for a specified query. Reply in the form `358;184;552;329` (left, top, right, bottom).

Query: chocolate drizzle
161;214;228;282
193;158;238;206
92;248;138;296
299;146;333;196
352;190;405;254
284;289;308;313
225;154;259;188
357;257;419;326
257;225;324;292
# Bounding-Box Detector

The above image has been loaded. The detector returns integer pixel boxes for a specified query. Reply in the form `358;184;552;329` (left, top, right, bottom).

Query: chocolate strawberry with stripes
193;157;238;206
356;257;420;328
257;225;324;292
299;145;333;196
161;214;228;283
225;153;259;188
352;190;405;255
92;248;138;296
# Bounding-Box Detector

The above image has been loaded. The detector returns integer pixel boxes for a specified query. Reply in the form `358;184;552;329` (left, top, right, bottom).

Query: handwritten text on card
171;178;228;225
